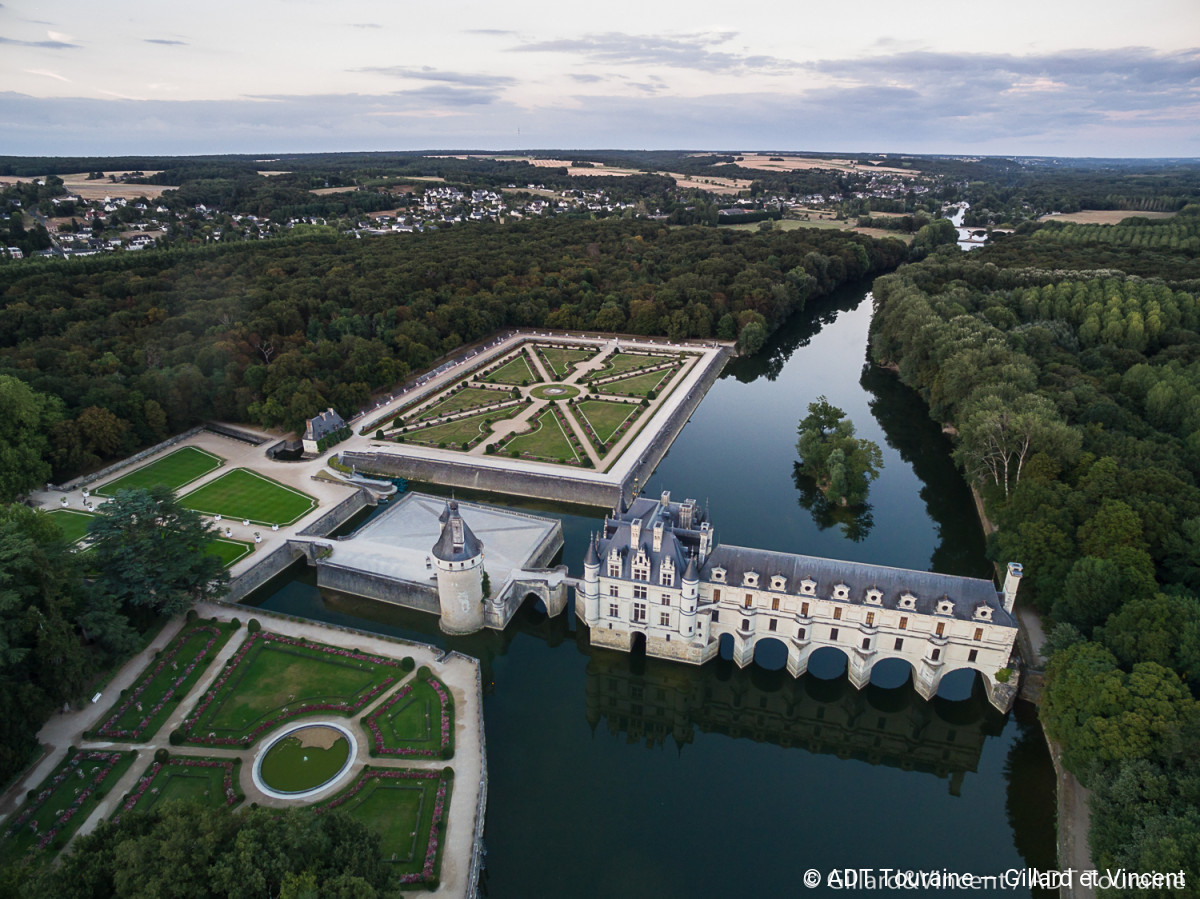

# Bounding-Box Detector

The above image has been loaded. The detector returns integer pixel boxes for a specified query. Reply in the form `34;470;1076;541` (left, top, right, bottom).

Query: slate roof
432;500;483;562
304;407;346;441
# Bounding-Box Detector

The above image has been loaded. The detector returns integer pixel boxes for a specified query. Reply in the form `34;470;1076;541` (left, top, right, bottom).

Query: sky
2;0;1199;158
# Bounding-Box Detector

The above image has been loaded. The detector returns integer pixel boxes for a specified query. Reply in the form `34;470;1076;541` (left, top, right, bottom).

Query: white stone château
577;491;1021;711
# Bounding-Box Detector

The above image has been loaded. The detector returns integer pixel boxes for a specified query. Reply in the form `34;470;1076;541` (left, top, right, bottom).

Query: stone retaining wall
296;487;374;537
224;542;305;603
50;425;207;491
315;562;441;616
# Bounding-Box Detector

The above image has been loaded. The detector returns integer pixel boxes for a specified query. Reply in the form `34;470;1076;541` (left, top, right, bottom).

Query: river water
244;283;1056;897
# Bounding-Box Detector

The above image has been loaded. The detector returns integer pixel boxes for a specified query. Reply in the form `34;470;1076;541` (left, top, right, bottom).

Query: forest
870;210;1200;885
0;219;905;486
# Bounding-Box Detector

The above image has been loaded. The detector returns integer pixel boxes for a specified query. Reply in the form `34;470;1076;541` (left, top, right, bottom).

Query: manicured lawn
1;749;137;857
403;408;512;450
535;345;595;380
93;446;224;497
591;351;674;378
413;386;508;422
259;728;350;793
596;367;674;398
179;469;316;526
182;632;403;746
505;407;578;463
483;354;535;385
319;767;452;886
365;671;455;759
206;537;255;568
575;399;638;444
45;508;96;544
93;621;235;742
115;757;241;819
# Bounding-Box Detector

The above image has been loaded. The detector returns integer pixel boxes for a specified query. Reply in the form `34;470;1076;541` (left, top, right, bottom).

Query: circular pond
530;384;581;400
252;722;357;799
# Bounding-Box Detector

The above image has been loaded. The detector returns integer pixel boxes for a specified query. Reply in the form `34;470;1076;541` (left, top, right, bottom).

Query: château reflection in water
583;637;1005;795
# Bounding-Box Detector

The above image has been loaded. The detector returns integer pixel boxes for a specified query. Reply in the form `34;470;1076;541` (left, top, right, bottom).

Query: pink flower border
113;756;239;824
4;750;125;850
364;675;453;758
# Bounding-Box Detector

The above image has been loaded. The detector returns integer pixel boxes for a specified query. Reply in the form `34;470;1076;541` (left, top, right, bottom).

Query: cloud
349;23;381;29
351;65;516;88
144;38;187;46
569;74;605;84
0;34;78;49
511;31;793;72
23;68;70;82
464;29;517;37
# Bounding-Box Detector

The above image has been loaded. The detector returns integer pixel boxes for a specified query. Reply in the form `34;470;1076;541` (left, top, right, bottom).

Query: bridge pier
913;658;943;703
786;643;809;677
848;650;875;690
732;634;754;668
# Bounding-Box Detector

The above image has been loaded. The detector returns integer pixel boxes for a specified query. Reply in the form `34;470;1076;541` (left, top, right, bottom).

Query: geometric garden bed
365;668;455;759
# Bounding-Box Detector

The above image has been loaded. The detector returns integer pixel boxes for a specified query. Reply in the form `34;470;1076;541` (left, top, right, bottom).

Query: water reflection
792;460;876;541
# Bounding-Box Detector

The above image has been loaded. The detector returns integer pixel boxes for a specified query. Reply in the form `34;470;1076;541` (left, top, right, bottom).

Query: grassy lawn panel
575;399;638;444
414;386;508;422
206;537;255;568
93;446;224;497
595;367;674;398
179;469;316;526
535;345;595;380
2;749;137;857
115;757;241;820
365;670;454;759
482;354;535;385
319;768;452;886
45;508;96;544
402;408;512;450
182;632;404;746
504;407;578;463
93;621;235;742
592;352;675;377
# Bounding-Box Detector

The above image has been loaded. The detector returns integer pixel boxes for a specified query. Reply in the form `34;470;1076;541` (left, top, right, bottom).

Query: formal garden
177;468;317;526
93;446;225;496
366;339;701;471
0;616;462;890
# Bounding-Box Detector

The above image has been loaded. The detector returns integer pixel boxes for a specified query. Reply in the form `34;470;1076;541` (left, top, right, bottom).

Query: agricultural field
179;469;316;526
94;446;224;496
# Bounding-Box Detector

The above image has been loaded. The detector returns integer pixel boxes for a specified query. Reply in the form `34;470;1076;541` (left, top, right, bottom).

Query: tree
796;397;883;506
0;376;62;501
87;486;228;619
954;393;1079;498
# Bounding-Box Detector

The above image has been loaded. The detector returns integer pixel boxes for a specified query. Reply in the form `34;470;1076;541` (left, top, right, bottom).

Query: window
899;616;908;630
833;607;842;621
712;611;720;623
801;602;810;617
974;627;983;642
609;603;619;618
633;566;649;582
608;562;620;577
713;588;722;602
661;594;671;605
741;618;750;631
633;603;647;623
935;622;945;638
659;611;670;627
771;597;780;611
633;585;647;600
830;627;840;641
894;638;904;651
661;570;674;586
865;612;875;626
931;648;941;661
833;584;849;600
968;649;978;663
768;619;777;632
797;627;806;639
862;638;870;650
609;585;619;597
801;579;816;595
866;589;883;605
712;567;726;583
744;594;753;608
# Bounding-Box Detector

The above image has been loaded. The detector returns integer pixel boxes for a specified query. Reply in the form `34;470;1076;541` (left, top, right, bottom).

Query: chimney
630;518;641;550
1002;562;1023;613
652;521;664;553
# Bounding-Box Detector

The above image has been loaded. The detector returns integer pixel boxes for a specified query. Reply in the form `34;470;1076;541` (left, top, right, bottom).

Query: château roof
432;500;483;562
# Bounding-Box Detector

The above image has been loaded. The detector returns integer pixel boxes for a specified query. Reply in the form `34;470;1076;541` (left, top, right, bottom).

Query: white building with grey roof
577;490;1021;711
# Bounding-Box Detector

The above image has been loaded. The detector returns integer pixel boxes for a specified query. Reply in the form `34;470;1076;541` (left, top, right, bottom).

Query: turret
432;500;486;634
680;555;699;639
582;534;601;625
1002;562;1023;614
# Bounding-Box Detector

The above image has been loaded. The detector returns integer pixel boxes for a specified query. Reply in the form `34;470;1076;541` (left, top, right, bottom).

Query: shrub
995;668;1012;683
230;618;241;630
401;657;415;672
186;609;198;622
376;430;384;440
155;748;170;763
247;618;262;634
417;665;431;679
169;729;184;745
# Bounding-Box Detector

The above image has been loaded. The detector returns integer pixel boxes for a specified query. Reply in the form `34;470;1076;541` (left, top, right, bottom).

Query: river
244;282;1056;898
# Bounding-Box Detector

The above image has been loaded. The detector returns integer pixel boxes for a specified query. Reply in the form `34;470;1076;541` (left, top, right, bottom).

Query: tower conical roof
584;534;600;566
432;499;483;562
683;555;699;582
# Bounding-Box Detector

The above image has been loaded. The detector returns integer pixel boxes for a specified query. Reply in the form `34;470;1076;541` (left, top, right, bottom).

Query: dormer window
900;593;917;610
973;604;992;620
865;589;883;605
607;547;621;578
937;599;955;616
661;566;675;587
833;584;850;601
743;571;759;588
770;575;787;592
712;568;726;583
800;579;817;596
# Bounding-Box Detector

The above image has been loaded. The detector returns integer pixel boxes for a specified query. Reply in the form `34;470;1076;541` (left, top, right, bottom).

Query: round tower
433;500;486;634
582;534;601;625
680;555;699;639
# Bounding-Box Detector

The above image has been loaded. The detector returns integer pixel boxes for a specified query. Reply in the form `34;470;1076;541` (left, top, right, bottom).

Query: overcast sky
2;0;1198;157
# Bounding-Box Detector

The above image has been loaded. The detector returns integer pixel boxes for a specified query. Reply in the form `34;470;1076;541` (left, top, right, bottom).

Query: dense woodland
871;205;1200;886
0;220;904;485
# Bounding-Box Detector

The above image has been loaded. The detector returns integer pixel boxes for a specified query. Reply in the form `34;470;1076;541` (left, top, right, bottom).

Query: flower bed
180;632;402;746
93;623;231;742
317;766;452;887
3;750;135;855
114;756;241;823
364;671;455;759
